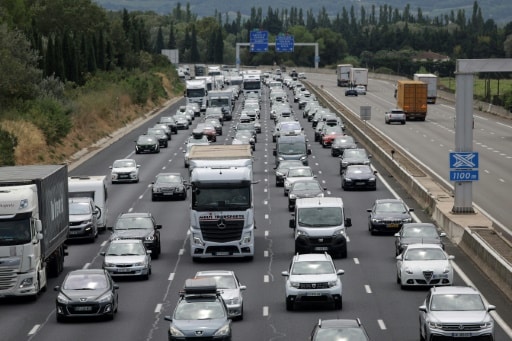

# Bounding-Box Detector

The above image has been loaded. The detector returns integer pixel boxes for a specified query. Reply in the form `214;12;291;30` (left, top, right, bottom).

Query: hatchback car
310;318;370;341
394;223;447;256
135;135;160;154
341;165;377;191
339;148;371;173
54;269;119;322
232;131;255;151
146;128;168;148
283;166;316;196
281;253;344;311
367;199;414;235
110;212;162;258
151;173;188;201
330;136;357;157
274;160;304;187
194;270;246;320
101;239;151;280
419;286;496;341
110;158;140;183
345;88;358;96
396;244;454;289
68;197;99;242
159;116;178;134
288;179;325;211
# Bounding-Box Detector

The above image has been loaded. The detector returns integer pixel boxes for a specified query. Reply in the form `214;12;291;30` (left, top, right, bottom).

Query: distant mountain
93;0;512;24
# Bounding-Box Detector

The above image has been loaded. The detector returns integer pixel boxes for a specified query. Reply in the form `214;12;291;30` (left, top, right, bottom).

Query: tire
285;297;294;311
56;314;66;323
338;247;347;259
396;273;401;284
420;327;426;341
401;121;406;125
334;296;343;310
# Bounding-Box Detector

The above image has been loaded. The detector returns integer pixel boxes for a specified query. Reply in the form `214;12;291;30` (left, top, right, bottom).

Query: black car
159;116;178;134
274;160;304;186
339;148;371;173
135;135;160;154
367;199;414;235
341;165;377;191
310;318;370;341
331;136;357;157
151;173;188;201
147;128;168;148
345;88;358;96
55;269;119;322
288;179;325;211
394;223;446;255
110;212;162;258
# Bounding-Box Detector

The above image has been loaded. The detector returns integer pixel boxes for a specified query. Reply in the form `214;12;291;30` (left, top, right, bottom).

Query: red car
196;123;217;142
322;132;344;148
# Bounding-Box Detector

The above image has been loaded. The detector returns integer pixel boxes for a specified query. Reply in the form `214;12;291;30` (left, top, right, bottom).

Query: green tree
0;129;17;166
155;26;164;54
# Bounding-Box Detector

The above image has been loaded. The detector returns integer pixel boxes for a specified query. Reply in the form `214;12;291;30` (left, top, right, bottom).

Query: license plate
163;192;174;195
74;306;92;311
215;252;230;256
355;182;366;185
119;175;129;178
387;223;399;228
69;230;80;235
116;268;131;272
307;292;322;296
451;333;471;337
314;247;329;251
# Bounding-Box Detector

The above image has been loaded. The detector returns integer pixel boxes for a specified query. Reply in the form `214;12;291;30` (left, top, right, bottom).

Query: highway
0;80;510;341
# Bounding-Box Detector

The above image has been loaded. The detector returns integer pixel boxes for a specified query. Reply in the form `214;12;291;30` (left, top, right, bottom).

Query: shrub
25;97;72;145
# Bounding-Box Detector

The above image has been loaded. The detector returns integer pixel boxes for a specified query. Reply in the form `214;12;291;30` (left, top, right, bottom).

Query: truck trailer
413;73;438;104
0;165;69;299
336;64;353;87
349;67;369;89
188;145;253;174
396;80;428;121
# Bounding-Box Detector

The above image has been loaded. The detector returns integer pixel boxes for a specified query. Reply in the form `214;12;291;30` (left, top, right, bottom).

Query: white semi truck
188;145;255;260
185;79;208;112
349;67;369;89
0;165;69;299
413;73;438;104
207;89;234;121
336;64;353;87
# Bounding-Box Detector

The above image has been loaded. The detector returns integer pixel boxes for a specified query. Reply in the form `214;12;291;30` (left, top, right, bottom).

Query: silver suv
419;286;496;341
281;253;344;311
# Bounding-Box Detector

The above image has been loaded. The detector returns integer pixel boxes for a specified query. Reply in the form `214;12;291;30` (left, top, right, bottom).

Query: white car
396;244;454;289
194;270;246;320
110;158;140;183
281;253;344;311
283;166;315;196
355;85;366;95
101;239;151;280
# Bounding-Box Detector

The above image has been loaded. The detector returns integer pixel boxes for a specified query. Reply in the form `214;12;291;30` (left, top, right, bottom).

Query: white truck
207;89;234;121
242;71;262;98
350;67;369;90
336;64;353;87
188;145;255;260
185;79;208;112
0;165;69;299
68;175;108;230
413;73;438;104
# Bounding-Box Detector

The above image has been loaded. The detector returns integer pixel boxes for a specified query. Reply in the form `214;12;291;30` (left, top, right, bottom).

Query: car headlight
289;281;300;288
428;321;443;329
103;262;115;267
403;218;412;223
341;161;348;166
57;293;69;304
153;187;161;193
316;193;324;197
296;230;308;237
289;193;297;199
228;297;240;305
98;292;113;303
214;323;231;336
404;267;413;274
344;178;352;182
169;325;185;336
443;266;452;274
371;218;382;223
300;156;307;161
133;262;144;266
332;229;345;237
369;177;376;182
480;321;493;328
145;234;155;241
328;280;338;287
284;181;290;187
192;233;204;246
278;156;284;161
242;232;252;244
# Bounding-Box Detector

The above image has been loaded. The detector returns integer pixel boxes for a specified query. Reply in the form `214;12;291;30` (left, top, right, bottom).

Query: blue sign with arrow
250;30;268;52
276;35;294;52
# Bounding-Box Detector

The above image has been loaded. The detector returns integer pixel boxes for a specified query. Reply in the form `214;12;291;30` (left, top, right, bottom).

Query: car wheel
285;297;294;311
338;247;347;259
142;271;150;280
396;273;401;284
288;205;293;212
56;314;66;323
401;121;406;125
334;296;343;310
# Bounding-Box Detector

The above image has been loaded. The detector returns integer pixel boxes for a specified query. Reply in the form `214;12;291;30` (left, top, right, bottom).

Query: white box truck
413;73;438;104
350;67;369;89
336;64;353;87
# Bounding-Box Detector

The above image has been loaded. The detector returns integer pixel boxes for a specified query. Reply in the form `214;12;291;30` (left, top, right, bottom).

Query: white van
68;176;108;231
289;197;351;258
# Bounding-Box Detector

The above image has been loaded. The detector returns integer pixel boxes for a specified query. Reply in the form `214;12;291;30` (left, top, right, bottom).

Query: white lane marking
155;304;162;313
179;249;184;255
264;250;269;257
263;306;269;316
354;258;360;264
496;121;512;129
83;263;90;269
365;285;372;294
264;275;269;283
499;179;505;183
138;194;143;199
378;320;387;330
28;325;39;336
264;188;267;192
265;214;269;220
265;230;269;237
168;273;175;281
101;240;107;247
128;207;133;212
346;236;350;242
264;200;268;205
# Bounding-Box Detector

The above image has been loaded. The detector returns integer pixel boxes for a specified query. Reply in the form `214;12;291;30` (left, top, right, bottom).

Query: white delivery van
68;175;108;230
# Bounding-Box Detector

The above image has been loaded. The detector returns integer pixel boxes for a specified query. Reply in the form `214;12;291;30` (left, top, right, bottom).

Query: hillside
93;0;512;23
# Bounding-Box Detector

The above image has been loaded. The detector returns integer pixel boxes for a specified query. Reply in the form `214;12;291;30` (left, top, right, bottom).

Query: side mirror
281;271;290;277
156;224;162;229
419;305;427;313
307;149;312;155
345;218;352;227
100;251;106;256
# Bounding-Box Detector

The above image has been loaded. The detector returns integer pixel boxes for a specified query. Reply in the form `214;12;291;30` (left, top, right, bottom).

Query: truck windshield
192;186;251;211
187;89;206;98
210;98;229;107
243;81;261;90
0;218;32;245
297;207;343;227
278;143;306;155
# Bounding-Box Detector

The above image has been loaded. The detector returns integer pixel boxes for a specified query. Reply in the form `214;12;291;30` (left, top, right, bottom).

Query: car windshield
155;174;182;184
404;249;447;261
376;202;407;213
298;207;343;227
430;294;485;311
291;261;334;275
175;301;225;320
69;202;92;215
314;328;368;341
193;186;251;210
196;275;236;289
402;226;438;237
107;242;146;256
279;122;301;131
292;182;321;191
288;168;313;177
278;143;306;155
63;274;108;290
344;150;366;158
138;136;156;144
114;217;153;230
347;167;372;176
113;160;135;168
334;137;355;145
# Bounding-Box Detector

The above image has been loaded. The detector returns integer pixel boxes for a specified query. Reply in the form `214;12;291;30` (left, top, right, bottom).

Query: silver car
419;286;496;341
194;270;246;320
101;239;151;280
68;197;99;242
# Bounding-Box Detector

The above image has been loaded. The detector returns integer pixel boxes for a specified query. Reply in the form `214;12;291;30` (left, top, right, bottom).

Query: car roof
296;197;343;208
68;268;107;276
404;243;445;250
156;172;181;177
375;198;403;204
402;223;436;229
118;212;152;219
430;286;479;295
318;319;362;329
114;158;136;163
109;239;145;245
195;270;235;277
294;253;332;262
69;197;93;204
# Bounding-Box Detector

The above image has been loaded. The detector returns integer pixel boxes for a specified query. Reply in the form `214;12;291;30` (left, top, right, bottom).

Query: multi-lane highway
0;76;511;341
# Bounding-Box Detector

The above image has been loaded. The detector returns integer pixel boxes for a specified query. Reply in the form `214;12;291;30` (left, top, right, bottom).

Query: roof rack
182;278;218;296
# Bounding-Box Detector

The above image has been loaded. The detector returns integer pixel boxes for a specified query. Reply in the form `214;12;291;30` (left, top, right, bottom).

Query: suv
281;253;344;311
110;212;162;258
165;278;232;341
110;158;140;184
289;197;352;258
419;286;496;341
310;319;370;341
68;197;99;242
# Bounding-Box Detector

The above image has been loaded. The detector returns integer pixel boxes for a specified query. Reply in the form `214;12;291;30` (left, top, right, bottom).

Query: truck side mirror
345;218;352;227
307;149;312;155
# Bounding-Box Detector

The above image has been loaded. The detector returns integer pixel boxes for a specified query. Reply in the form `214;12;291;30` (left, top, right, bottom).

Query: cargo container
349;67;369;90
396;80;428;121
336;64;353;87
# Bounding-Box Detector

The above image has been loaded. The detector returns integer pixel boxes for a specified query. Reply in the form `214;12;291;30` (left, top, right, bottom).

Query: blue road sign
276;35;294;52
250;30;268;52
449;152;479;169
450;170;479;181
